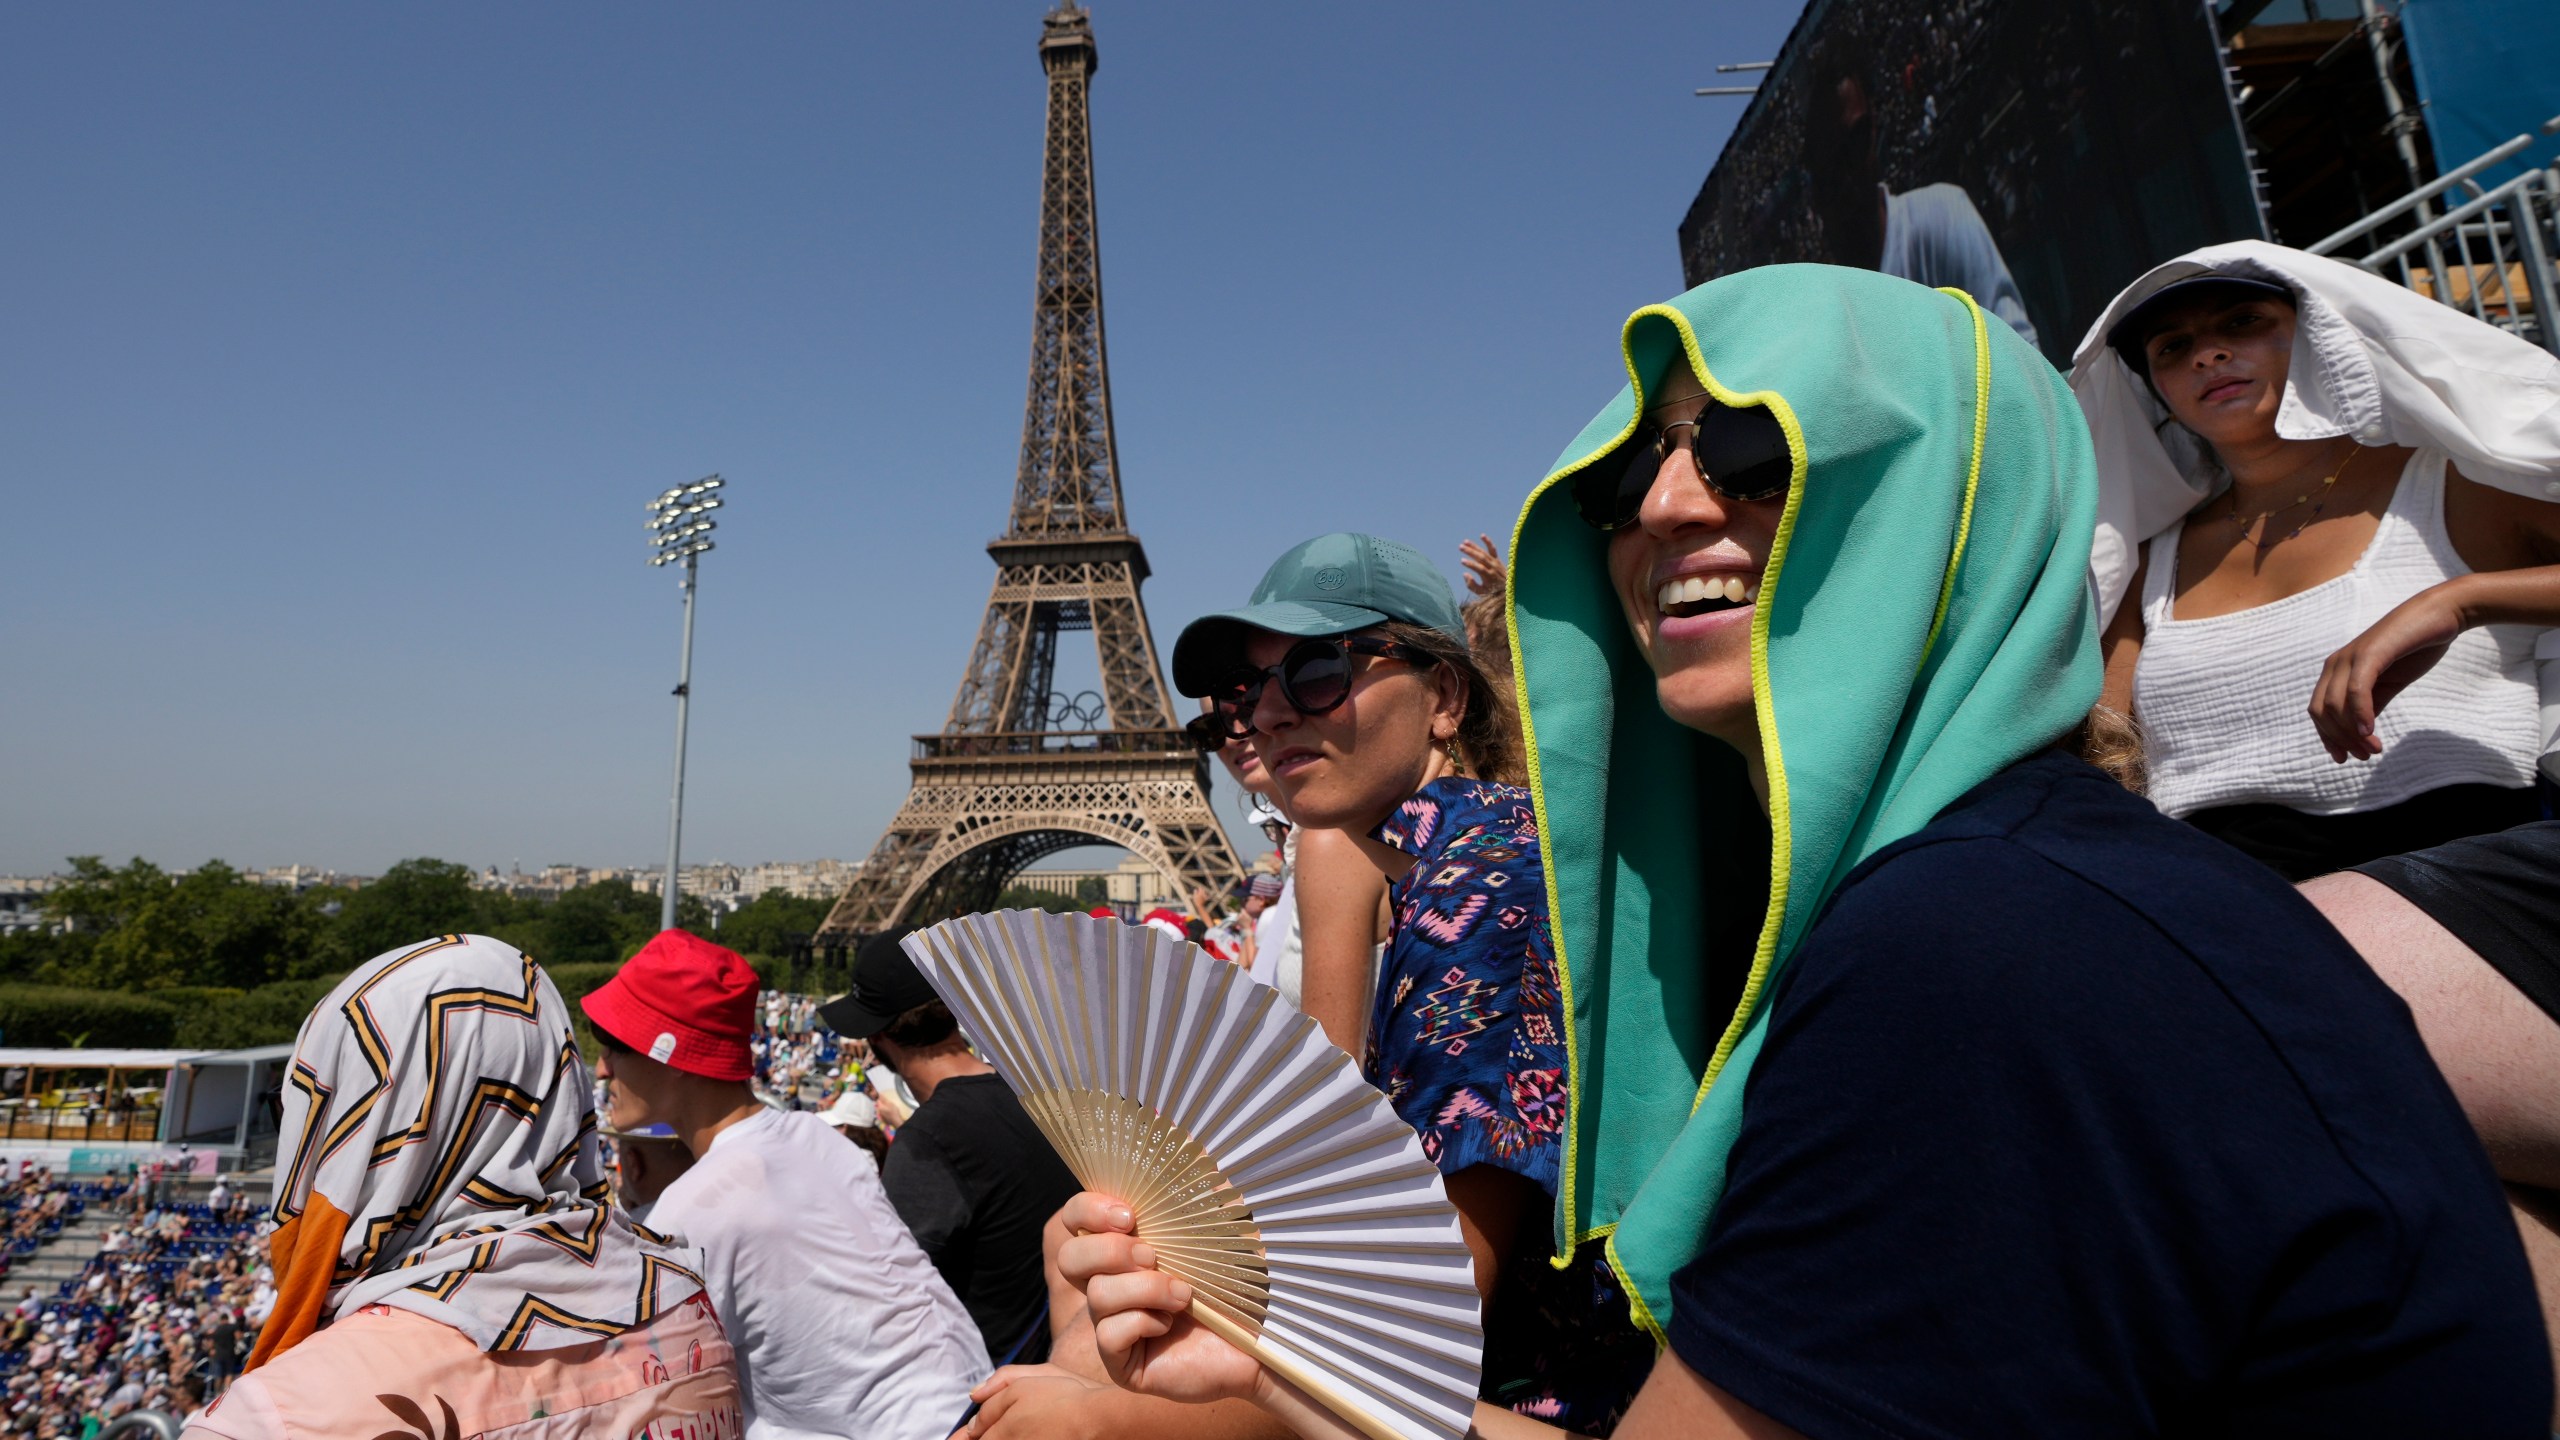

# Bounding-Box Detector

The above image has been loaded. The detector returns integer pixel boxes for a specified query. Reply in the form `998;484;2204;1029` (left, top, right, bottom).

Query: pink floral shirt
183;1297;739;1440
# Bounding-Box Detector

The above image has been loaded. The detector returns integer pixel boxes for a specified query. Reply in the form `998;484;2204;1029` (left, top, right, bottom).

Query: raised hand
1459;534;1507;599
1053;1192;1264;1406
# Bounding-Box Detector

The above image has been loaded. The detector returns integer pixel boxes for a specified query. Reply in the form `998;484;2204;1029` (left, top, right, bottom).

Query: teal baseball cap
1172;532;1468;696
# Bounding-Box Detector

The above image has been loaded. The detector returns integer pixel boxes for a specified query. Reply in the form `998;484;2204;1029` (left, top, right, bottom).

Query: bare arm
970;1364;1295;1440
2312;473;2560;761
1290;827;1391;1055
2097;546;2149;719
1443;1165;1538;1303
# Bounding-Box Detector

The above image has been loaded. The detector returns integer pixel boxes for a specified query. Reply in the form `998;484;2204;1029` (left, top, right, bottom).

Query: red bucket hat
580;930;757;1082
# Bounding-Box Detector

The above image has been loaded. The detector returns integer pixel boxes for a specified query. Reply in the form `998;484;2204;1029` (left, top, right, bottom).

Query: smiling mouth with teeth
1657;574;1760;619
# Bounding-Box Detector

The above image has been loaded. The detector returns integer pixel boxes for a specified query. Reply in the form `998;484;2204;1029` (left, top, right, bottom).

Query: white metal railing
2307;116;2560;355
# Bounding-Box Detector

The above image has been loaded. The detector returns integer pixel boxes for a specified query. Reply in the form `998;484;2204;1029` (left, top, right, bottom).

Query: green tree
993;884;1086;915
539;879;663;967
40;857;316;991
714;890;833;961
325;858;521;967
0;927;76;987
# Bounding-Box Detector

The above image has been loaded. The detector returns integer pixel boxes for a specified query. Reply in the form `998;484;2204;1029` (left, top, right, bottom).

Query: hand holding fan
900;910;1484;1440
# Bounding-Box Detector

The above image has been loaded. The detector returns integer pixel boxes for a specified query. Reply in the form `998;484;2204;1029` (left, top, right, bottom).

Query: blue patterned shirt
1367;777;1653;1434
1367;777;1567;1187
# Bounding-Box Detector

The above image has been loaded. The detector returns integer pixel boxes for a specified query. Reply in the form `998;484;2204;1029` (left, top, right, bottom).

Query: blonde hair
2075;704;2147;795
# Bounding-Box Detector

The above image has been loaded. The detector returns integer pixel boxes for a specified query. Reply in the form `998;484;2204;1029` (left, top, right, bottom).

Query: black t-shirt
1669;751;2549;1439
879;1072;1080;1365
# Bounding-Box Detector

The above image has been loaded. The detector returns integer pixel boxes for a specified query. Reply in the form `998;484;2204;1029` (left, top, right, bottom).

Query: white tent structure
0;1045;293;1172
160;1044;294;1162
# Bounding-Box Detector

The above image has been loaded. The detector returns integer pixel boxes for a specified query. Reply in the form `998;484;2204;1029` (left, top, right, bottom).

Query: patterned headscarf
247;935;704;1370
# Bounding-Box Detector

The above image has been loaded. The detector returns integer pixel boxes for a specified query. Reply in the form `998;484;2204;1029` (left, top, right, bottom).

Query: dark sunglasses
1182;710;1235;753
1572;399;1794;531
1208;635;1438;739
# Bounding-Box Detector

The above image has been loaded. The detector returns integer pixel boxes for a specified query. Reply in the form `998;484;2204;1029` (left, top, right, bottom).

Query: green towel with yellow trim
1506;263;2102;1337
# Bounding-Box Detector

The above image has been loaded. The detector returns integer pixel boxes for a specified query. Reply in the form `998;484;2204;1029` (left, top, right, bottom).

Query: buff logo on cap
649;1033;678;1064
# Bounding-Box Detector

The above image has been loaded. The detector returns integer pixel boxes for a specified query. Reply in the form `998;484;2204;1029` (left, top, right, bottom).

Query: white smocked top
2133;448;2542;818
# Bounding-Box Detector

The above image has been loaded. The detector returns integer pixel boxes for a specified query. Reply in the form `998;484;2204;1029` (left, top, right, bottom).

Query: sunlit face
1203;696;1274;795
1603;357;1786;748
1241;627;1461;831
2141;297;2296;454
590;1043;673;1132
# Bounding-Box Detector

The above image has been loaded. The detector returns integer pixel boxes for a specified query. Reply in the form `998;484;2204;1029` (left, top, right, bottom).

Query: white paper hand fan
901;909;1484;1440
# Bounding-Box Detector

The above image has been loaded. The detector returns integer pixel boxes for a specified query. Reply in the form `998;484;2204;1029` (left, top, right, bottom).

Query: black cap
2105;273;2295;373
816;929;939;1040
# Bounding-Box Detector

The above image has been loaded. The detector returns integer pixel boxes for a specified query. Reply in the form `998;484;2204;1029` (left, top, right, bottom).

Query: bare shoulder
2446;460;2560;567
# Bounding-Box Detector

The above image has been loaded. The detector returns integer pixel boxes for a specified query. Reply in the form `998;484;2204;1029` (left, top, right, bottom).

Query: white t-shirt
648;1107;990;1440
1264;830;1303;1000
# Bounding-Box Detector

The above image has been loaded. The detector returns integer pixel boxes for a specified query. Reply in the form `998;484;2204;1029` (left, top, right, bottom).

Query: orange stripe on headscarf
243;1194;352;1372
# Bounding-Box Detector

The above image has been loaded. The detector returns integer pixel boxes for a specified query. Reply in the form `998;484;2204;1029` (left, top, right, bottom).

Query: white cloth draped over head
2070;239;2560;762
249;934;704;1369
2071;239;2560;620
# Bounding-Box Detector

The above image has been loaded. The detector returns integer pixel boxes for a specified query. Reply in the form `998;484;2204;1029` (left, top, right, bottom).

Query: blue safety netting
2399;0;2560;183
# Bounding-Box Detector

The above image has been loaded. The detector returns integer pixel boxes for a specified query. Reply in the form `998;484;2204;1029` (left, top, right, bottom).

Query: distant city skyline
1;2;1801;876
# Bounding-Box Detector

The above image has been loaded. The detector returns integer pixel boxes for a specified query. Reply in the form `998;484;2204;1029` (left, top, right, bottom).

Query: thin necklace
2227;442;2362;550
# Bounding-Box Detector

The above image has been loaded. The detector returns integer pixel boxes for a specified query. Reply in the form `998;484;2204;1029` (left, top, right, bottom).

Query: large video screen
1678;0;2267;364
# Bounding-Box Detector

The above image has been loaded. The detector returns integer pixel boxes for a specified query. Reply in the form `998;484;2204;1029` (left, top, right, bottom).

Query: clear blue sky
1;2;1802;878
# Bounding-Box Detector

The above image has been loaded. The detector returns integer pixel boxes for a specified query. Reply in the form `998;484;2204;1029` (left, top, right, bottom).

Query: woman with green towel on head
1053;266;2547;1437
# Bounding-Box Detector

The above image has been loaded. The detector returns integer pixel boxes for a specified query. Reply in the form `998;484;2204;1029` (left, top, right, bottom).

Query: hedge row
173;977;342;1050
543;963;622;1011
0;986;180;1049
0;950;799;1059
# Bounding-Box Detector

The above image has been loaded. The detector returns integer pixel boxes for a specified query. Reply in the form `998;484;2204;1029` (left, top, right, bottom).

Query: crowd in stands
0;238;2538;1440
0;1166;266;1439
752;993;879;1114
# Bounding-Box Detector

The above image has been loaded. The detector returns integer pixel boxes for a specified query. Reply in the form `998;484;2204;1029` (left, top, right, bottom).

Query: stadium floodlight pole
644;474;725;931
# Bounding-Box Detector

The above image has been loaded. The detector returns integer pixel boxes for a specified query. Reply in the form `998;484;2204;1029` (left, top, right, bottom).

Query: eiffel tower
817;3;1243;941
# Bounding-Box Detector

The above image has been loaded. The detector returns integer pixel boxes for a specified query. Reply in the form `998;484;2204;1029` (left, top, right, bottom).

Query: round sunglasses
1201;635;1438;742
1181;709;1236;753
1572;398;1794;531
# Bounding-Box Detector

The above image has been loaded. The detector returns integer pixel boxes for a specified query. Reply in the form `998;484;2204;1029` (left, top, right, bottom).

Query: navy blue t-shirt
1668;751;2549;1439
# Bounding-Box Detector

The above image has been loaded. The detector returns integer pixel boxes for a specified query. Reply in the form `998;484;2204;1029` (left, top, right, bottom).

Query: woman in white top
2082;243;2560;880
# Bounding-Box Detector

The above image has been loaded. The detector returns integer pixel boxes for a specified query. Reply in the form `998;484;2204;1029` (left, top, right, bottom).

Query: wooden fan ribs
902;909;1482;1440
